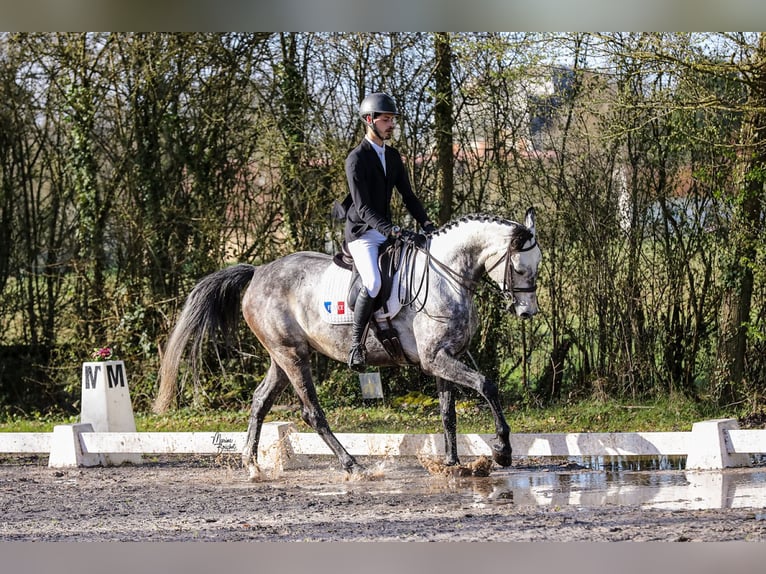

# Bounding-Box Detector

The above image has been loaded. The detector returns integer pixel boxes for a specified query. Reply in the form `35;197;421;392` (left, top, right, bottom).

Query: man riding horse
154;95;542;477
344;92;436;371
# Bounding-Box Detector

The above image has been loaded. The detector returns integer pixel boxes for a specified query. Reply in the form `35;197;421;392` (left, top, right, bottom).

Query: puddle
469;466;766;510
302;456;766;510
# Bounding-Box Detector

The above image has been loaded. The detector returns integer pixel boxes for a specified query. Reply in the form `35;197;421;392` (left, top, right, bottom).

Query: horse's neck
430;220;512;281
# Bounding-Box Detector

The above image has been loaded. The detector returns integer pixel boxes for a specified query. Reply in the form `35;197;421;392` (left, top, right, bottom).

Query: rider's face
372;114;396;140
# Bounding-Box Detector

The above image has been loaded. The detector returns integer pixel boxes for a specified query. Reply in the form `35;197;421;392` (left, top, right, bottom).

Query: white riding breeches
347;229;387;298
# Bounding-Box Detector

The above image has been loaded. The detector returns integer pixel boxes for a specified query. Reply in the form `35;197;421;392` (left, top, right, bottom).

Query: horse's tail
153;263;257;413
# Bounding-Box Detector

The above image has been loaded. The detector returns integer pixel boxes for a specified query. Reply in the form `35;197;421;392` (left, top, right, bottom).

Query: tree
434;32;454;224
1;32;765;415
713;33;766;405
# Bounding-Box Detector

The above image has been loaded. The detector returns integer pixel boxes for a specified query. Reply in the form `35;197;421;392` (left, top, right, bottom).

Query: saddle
331;236;415;365
333;237;401;312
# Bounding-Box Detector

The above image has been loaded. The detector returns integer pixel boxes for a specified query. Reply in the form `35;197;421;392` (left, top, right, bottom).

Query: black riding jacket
344;138;429;245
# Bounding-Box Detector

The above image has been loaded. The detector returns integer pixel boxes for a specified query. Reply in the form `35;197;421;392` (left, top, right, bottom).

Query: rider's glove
422;220;437;234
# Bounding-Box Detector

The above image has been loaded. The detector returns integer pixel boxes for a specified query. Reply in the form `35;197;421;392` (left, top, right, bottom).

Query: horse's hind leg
277;351;362;474
242;361;290;476
436;378;459;466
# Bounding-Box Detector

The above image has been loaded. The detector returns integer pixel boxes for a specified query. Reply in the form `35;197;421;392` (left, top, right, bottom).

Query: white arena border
1;418;765;471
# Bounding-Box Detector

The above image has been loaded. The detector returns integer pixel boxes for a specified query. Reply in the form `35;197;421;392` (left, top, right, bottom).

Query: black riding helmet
359;92;399;139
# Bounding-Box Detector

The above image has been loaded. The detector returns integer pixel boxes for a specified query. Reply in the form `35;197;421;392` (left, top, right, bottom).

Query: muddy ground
1;454;766;542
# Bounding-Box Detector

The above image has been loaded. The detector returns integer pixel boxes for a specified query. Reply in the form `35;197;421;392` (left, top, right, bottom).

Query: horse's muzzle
513;299;538;319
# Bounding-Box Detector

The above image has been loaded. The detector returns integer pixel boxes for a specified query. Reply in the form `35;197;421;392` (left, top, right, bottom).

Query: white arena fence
1;418;765;471
1;361;764;471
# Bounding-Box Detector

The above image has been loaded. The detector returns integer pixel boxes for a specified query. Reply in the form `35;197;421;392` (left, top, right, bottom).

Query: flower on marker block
91;346;114;361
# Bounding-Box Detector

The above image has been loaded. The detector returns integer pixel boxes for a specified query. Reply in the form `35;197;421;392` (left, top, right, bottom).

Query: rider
345;92;436;371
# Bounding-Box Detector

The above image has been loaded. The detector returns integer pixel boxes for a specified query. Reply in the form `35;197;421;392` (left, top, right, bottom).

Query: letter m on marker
84;365;101;389
107;363;126;388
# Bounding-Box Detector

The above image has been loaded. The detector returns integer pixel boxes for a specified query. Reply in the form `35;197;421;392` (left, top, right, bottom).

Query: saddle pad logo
324;301;346;314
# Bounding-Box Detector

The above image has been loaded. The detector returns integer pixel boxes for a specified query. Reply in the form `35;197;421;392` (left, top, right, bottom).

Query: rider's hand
422;220;437;234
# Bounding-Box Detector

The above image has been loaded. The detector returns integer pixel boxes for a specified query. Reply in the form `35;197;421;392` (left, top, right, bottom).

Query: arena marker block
80;360;142;465
359;372;384;399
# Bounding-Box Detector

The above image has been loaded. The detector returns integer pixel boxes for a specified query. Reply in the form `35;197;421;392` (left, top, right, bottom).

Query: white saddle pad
319;264;402;324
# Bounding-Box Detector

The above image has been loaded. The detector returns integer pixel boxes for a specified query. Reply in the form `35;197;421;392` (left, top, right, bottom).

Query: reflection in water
308;456;766;511
577;455;685;471
466;464;766;510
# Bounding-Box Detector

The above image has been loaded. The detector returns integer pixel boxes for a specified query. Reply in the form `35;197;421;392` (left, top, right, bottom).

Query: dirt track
1;454;766;542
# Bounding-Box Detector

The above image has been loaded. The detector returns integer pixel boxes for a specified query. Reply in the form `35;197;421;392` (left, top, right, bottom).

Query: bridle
485;237;538;307
397;232;538;310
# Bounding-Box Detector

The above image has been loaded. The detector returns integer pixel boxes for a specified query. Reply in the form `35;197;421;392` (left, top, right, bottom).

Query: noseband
487;238;538;307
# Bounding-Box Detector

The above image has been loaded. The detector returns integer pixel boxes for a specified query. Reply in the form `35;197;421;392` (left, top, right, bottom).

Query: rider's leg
346;230;386;371
348;287;375;371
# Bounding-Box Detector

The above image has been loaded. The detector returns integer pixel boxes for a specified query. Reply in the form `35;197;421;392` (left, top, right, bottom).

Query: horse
153;208;541;477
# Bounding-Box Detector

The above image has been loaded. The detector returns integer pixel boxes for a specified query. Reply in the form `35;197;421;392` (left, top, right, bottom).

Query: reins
396;230;537;311
395;236;438;312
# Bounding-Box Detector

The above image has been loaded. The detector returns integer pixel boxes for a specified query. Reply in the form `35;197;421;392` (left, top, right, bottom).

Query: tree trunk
536;336;572;404
434;33;454;224
713;32;766;404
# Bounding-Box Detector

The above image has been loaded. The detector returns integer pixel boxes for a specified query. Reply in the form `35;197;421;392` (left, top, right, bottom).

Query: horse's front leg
436;378;459;466
423;350;512;467
242;361;291;477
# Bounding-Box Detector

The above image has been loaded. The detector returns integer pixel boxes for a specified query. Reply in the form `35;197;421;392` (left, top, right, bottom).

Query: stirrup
348;344;367;372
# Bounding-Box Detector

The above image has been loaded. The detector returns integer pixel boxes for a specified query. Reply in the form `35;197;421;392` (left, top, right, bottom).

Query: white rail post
259;422;303;470
48;423;105;468
685;419;751;470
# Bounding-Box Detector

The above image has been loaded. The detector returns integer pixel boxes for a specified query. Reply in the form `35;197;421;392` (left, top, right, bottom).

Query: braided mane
434;213;533;249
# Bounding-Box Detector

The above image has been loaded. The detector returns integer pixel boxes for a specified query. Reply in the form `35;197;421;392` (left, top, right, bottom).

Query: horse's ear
524;207;536;234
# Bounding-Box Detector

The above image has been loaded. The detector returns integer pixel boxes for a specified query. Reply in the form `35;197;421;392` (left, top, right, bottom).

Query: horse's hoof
492;445;513;467
247;462;262;481
342;460;370;479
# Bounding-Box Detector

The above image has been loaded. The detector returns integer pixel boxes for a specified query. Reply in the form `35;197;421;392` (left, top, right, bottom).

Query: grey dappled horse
154;208;542;476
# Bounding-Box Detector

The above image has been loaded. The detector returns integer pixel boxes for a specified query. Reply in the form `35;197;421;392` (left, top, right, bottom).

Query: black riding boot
348;289;375;372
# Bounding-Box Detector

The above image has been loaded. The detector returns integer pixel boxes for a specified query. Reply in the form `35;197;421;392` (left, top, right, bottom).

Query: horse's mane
433;213;533;250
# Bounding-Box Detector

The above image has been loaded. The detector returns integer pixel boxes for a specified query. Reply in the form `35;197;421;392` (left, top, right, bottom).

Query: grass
0;393;735;434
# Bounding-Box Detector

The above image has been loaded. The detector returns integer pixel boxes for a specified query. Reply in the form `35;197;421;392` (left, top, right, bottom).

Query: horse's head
487;207;541;319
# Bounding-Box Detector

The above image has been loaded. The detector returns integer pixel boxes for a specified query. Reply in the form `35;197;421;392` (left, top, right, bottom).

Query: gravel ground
2;454;766;542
